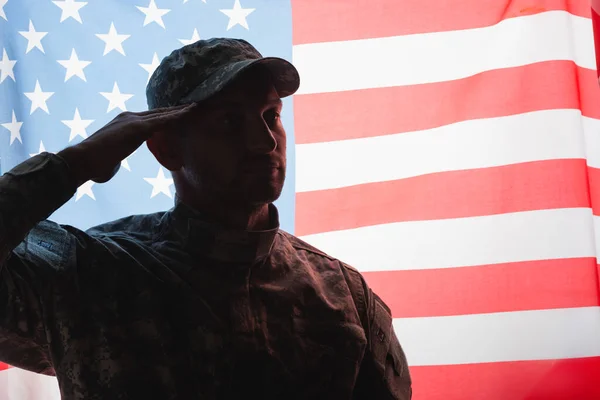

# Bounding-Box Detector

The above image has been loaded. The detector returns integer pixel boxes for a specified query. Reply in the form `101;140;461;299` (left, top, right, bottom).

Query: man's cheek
218;164;241;186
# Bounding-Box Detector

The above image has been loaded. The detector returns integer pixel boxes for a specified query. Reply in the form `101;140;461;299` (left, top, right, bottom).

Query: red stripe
296;159;590;237
294;62;600;145
593;3;600;78
0;362;9;371
291;0;590;45
363;258;599;318
409;357;600;400
587;166;600;216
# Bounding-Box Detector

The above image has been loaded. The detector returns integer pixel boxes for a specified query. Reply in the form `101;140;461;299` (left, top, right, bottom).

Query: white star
121;149;138;171
95;23;130;56
76;180;95;201
139;52;160;83
0;49;17;83
62;108;94;142
29;141;47;157
24;80;54;114
220;0;254;30
178;28;200;45
1;110;23;145
57;49;91;82
52;0;87;23
144;167;174;198
100;82;133;112
18;20;49;54
137;0;170;29
0;0;7;21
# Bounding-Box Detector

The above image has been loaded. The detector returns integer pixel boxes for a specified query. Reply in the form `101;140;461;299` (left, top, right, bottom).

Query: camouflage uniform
0;38;412;399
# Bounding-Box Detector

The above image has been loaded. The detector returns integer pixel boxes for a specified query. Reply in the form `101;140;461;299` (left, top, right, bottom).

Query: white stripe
583;116;600;169
292;11;594;94
593;216;600;264
299;208;596;272
395;307;600;366
296;109;590;192
0;368;60;400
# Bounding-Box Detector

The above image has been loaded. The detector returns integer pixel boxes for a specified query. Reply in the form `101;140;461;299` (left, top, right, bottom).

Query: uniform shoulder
278;230;337;260
85;210;167;241
278;230;362;276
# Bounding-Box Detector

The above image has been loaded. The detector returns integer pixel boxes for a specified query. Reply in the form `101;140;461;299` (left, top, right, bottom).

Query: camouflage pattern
146;38;300;109
0;152;412;399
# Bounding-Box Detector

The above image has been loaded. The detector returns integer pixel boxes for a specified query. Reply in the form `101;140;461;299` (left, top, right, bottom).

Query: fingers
114;103;197;140
135;102;197;117
142;105;198;127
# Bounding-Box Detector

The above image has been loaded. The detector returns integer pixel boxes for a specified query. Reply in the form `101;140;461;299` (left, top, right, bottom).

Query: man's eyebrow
269;98;283;108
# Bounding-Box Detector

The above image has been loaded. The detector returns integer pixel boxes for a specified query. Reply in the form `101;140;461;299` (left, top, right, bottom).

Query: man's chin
245;188;283;206
233;175;282;203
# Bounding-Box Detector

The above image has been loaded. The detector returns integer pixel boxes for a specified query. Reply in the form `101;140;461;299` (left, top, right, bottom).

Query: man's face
177;68;287;207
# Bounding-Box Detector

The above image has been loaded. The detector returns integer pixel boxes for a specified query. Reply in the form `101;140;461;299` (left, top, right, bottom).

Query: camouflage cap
146;38;300;109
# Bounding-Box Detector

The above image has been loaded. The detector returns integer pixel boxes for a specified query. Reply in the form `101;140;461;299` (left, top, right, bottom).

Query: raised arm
0;103;197;374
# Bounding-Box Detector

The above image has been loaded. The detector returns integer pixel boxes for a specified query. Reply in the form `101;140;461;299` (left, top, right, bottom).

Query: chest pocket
291;317;367;399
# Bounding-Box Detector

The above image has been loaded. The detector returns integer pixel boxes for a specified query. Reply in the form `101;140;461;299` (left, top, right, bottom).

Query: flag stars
96;23;130;56
24;80;54;114
0;49;17;83
220;0;254;30
62;108;94;141
122;158;132;171
137;0;170;29
100;82;134;112
139;52;160;83
52;0;87;23
76;180;96;201
19;20;48;54
121;150;137;171
1;110;23;145
144;167;174;198
0;0;7;21
57;49;91;82
179;28;200;45
30;141;47;157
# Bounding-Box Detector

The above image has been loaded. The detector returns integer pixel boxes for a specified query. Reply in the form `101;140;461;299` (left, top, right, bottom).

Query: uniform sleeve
0;153;78;375
353;287;412;400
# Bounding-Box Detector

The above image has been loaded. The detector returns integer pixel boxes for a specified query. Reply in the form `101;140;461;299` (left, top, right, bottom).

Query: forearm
0;152;77;263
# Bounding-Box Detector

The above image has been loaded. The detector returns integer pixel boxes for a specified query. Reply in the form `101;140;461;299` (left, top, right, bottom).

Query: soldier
0;38;412;399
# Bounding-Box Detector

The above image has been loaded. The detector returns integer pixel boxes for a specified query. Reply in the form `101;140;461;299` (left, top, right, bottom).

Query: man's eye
265;109;281;126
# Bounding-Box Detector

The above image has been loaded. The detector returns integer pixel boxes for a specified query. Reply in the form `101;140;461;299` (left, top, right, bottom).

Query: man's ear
147;130;184;171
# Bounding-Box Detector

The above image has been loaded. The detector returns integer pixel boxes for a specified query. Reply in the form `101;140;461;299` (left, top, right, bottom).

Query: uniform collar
165;195;279;264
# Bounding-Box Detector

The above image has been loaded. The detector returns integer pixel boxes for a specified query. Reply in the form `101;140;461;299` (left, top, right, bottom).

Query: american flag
1;0;600;398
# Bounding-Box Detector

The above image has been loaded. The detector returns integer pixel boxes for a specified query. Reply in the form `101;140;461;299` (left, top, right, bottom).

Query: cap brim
180;57;300;104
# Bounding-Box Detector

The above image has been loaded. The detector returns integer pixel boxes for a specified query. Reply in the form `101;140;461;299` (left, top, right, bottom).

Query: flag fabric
1;0;600;399
593;0;600;80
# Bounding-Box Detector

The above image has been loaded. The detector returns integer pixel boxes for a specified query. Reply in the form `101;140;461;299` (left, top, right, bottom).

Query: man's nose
245;115;277;154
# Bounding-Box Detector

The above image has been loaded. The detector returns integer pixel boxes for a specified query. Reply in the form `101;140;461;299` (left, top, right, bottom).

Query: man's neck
177;195;272;231
218;203;272;231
